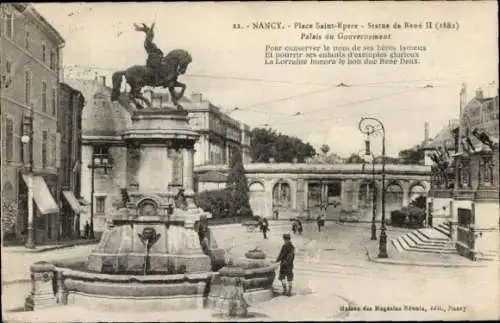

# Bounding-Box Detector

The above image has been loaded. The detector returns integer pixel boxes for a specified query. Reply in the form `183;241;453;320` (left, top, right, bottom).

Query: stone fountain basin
60;268;212;297
53;264;215;312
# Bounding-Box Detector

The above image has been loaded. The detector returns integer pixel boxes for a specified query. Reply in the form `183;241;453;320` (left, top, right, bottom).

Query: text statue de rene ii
110;22;192;110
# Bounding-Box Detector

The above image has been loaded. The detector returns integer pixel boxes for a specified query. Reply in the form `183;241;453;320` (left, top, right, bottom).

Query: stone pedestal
26;262;58;310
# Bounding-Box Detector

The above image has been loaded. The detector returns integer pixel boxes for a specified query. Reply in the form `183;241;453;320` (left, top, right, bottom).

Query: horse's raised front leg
169;81;186;110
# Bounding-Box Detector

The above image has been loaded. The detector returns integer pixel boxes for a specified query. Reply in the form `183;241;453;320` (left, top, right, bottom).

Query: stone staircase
392;227;457;255
434;222;451;238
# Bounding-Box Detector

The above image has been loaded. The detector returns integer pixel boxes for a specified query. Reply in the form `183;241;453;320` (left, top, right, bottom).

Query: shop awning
22;175;59;214
62;191;83;214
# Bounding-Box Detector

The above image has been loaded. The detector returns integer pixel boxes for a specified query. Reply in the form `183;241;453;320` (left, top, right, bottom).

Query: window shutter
55;133;60;168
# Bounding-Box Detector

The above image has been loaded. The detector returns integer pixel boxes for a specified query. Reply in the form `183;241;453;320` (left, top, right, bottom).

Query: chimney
459;83;467;115
475;88;483;99
424;122;429;142
101;76;106;86
191;92;203;102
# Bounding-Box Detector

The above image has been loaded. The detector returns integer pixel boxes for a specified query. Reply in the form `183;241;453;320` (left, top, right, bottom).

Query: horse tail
111;71;125;101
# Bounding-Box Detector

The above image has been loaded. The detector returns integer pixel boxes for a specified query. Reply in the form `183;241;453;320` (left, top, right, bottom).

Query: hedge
194;188;253;219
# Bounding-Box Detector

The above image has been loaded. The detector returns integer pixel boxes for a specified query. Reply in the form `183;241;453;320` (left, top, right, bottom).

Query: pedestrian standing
259;217;269;239
297;219;303;235
276;233;295;296
83;221;90;239
292;220;297;235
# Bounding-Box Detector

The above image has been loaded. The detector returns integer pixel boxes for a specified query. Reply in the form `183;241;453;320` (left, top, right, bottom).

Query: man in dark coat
276;234;295;296
260;217;269;239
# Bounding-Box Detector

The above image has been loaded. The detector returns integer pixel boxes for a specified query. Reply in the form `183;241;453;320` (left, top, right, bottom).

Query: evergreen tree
226;148;252;217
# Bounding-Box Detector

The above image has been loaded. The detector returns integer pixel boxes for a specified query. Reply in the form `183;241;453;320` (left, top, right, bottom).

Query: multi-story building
58;82;85;239
1;4;64;245
428;87;499;260
185;92;252;166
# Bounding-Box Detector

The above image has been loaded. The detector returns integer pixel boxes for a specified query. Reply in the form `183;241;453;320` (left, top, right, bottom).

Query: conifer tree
226;148;252;217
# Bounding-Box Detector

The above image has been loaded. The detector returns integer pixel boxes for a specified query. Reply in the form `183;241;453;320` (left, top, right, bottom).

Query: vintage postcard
1;1;498;322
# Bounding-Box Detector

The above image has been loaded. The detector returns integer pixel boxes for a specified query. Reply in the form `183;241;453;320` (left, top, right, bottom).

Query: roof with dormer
64;78;132;139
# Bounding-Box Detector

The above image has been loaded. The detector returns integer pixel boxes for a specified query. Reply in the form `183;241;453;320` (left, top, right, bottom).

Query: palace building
195;163;430;220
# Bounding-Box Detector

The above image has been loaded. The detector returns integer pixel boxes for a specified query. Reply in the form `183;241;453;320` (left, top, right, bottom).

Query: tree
320;144;330;155
250;127;316;163
398;146;424;165
344;153;365;164
226;148;252;217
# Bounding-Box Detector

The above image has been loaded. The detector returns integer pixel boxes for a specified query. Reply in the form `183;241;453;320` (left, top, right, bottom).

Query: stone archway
248;181;266;217
358;180;376;210
272;181;292;210
409;183;426;203
385;182;403;213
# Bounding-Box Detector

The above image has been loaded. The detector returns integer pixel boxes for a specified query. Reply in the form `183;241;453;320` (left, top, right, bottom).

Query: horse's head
163;49;192;75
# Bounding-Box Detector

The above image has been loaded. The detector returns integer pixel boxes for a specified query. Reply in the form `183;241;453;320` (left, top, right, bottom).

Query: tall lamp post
359;148;377;241
21;105;35;249
359;117;388;258
88;153;112;240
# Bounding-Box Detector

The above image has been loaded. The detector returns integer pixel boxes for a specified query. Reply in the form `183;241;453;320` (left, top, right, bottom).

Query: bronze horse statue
110;23;192;110
110;49;192;110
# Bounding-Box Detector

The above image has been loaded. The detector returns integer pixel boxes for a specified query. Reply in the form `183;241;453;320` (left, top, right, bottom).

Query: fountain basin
207;258;277;308
56;267;214;312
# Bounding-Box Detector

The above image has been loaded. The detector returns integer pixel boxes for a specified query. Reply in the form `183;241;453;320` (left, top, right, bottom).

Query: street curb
4;240;99;254
365;246;488;268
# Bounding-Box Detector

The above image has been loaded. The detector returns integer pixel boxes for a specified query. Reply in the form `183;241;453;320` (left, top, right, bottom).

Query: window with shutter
55;133;60;168
42;130;48;168
51;134;57;167
24;70;31;105
42;81;47;112
51;87;57;116
6;118;14;161
42;43;47;64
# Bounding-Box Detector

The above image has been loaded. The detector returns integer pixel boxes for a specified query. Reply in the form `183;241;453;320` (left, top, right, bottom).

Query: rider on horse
134;22;164;83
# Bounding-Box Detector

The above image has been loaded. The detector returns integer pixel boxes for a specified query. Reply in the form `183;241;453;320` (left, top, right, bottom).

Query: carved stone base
67;292;206;312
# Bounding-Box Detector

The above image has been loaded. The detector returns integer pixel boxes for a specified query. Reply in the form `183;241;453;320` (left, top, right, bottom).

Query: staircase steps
434;223;451;238
391;227;457;255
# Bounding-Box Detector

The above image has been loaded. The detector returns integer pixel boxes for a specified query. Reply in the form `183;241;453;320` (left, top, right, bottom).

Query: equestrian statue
111;23;192;110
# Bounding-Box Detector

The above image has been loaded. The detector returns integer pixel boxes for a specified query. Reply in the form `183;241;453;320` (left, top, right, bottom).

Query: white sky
34;2;498;157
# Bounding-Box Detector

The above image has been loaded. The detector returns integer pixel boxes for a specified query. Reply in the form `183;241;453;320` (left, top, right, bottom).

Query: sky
34;2;498;157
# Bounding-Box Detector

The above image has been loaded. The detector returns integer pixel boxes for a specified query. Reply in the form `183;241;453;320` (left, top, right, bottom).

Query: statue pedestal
88;103;224;274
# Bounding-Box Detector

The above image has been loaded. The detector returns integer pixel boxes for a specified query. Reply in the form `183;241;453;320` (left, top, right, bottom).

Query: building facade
185;92;252;166
1;4;64;244
195;163;430;220
428;88;499;260
58;83;86;239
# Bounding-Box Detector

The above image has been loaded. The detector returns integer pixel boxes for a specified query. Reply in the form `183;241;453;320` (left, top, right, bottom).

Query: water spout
138;227;161;275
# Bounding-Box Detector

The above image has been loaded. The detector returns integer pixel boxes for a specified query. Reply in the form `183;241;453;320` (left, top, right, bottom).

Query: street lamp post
21;106;35;249
359;148;377;241
359;117;388;258
88;153;112;240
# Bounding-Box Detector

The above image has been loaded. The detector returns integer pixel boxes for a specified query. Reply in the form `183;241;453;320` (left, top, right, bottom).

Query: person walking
260;217;269;239
292;219;298;235
296;218;303;235
276;234;295;296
